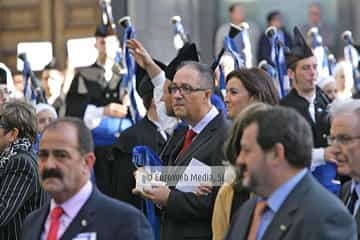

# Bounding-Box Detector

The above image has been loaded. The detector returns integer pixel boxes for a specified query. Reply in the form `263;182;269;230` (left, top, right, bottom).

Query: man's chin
41;179;62;190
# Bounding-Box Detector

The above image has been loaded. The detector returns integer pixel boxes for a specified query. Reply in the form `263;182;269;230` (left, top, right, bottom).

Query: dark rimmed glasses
168;83;208;95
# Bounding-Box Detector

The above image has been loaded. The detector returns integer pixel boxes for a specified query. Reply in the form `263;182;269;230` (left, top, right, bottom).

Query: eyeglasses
327;135;360;145
168;83;207;95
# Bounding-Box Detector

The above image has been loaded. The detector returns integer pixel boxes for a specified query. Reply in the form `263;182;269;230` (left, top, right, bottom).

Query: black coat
110;116;166;209
280;87;330;148
0;148;48;240
160;113;230;240
65;62;122;118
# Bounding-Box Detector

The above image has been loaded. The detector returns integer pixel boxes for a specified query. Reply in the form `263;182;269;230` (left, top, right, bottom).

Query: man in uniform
65;24;131;194
280;27;339;193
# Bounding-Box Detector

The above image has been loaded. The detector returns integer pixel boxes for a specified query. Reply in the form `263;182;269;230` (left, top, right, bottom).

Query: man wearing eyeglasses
142;61;229;240
330;99;360;237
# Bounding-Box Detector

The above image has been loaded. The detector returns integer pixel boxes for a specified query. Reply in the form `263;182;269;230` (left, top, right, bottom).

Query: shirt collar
50;180;93;219
265;169;307;213
190;106;219;134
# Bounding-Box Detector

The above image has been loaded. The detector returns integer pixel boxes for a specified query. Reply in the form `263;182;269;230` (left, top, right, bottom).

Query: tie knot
51;207;64;219
185;129;196;141
254;201;267;215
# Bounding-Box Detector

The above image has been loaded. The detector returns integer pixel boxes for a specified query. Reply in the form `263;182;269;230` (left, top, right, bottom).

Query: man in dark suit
0;100;48;240
141;61;229;240
280;27;340;193
329;99;360;237
225;106;356;240
21;117;153;240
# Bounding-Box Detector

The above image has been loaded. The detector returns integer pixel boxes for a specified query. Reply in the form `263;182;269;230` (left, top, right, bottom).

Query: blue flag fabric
22;60;35;103
312;162;340;195
91;117;132;147
269;30;288;98
132;146;163;240
223;36;245;69
119;25;144;123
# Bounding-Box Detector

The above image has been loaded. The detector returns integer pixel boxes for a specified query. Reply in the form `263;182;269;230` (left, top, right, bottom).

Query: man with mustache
226;106;356;240
0;100;47;240
21;117;153;240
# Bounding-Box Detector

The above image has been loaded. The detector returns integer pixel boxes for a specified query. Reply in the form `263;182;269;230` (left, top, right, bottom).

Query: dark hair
267;11;281;24
142;92;153;111
241;106;313;168
43;117;94;154
0;100;37;142
229;2;242;13
176;61;215;90
224;103;270;165
226;68;279;105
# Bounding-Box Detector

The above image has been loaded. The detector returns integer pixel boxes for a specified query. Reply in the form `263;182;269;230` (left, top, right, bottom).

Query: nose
224;92;230;103
235;150;245;167
171;89;183;100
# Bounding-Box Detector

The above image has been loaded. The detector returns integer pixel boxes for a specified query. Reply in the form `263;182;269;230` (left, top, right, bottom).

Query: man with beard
0;100;47;240
226;106;356;240
21;117;153;240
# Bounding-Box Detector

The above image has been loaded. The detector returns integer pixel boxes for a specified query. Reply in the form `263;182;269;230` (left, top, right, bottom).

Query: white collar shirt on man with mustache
41;180;93;240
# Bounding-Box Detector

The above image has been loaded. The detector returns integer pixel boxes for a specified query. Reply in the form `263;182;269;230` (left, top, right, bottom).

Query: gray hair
176;61;214;90
330;99;360;120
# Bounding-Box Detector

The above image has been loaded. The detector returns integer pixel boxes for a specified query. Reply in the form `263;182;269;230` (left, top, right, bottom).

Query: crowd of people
1;1;360;240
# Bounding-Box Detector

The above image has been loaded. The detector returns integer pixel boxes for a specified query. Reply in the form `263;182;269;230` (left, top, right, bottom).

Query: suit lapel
31;204;51;240
238;198;257;240
60;188;98;240
262;174;312;240
176;114;221;166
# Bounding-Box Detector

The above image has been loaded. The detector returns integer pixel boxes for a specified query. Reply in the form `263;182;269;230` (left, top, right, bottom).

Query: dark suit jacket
340;180;360;238
226;173;357;240
110;116;166;209
21;187;154;240
280;87;330;148
161;113;230;240
0;148;48;240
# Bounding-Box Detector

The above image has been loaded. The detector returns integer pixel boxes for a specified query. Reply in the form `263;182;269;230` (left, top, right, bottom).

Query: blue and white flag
308;28;330;79
119;24;146;123
267;28;288;98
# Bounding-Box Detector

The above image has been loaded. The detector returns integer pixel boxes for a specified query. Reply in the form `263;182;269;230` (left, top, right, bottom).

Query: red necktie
178;128;197;157
47;206;64;240
247;201;267;240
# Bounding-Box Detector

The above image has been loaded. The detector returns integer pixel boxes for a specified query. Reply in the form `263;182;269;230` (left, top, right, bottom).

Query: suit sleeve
0;156;36;226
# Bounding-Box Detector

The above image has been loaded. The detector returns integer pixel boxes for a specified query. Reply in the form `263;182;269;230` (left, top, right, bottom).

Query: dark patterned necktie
348;189;358;214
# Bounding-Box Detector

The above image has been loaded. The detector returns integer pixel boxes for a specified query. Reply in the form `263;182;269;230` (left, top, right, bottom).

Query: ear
204;89;212;101
287;68;295;82
83;152;96;171
269;143;285;166
7;128;19;142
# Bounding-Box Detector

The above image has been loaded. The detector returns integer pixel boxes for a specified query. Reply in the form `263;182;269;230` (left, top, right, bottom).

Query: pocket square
72;232;96;240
